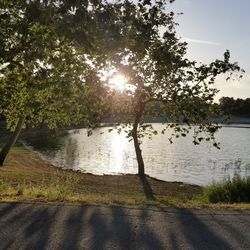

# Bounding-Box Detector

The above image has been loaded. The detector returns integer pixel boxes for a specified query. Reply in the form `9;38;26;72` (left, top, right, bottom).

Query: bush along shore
204;174;250;203
0;146;249;208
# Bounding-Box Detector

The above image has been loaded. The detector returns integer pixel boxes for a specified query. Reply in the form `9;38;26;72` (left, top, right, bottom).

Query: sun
109;74;127;91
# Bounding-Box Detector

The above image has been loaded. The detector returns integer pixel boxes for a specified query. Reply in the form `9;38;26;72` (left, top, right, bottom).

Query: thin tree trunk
133;128;145;176
0;117;25;166
132;103;145;177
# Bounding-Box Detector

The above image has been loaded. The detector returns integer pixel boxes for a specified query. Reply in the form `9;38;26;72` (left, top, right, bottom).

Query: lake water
21;124;250;186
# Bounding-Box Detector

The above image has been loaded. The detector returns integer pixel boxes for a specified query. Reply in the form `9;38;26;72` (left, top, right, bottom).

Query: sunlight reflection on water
111;131;127;172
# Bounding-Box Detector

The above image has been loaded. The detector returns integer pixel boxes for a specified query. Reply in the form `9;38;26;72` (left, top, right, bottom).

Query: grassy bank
0;147;249;208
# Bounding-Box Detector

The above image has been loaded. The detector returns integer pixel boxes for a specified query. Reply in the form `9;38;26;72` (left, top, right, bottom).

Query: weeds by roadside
0;175;75;201
204;174;250;203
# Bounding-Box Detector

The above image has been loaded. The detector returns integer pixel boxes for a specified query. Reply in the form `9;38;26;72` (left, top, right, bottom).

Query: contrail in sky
183;37;221;46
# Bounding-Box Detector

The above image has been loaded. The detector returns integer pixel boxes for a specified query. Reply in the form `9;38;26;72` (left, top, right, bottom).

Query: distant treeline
219;97;250;117
1;97;250;126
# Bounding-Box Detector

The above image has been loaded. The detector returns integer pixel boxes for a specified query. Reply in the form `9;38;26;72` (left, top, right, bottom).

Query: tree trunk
0;117;25;166
132;103;145;177
133;129;145;176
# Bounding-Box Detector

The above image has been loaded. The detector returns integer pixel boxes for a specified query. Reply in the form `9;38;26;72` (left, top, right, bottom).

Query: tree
105;0;244;177
0;0;244;173
219;97;250;117
0;0;116;165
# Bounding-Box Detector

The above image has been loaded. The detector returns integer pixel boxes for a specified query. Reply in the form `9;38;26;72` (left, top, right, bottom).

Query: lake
20;123;250;186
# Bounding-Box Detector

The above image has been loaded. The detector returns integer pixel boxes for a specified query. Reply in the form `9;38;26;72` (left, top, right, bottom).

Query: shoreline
0;147;249;208
1;116;250;131
0;147;202;206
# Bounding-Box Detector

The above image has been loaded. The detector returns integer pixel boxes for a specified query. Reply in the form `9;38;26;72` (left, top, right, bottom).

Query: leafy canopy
0;0;121;131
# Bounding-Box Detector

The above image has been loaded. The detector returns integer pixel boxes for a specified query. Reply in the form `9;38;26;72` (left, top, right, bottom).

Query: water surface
21;124;250;186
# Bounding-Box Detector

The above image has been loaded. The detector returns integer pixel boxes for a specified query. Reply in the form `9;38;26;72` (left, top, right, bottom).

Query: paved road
0;202;249;250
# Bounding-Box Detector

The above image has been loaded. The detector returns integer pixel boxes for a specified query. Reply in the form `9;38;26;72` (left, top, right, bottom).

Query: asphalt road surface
0;202;249;250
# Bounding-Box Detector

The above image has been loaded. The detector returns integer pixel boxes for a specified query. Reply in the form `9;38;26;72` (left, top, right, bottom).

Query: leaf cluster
0;0;114;131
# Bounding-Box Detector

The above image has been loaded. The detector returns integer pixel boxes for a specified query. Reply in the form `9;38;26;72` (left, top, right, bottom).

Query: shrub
204;174;250;203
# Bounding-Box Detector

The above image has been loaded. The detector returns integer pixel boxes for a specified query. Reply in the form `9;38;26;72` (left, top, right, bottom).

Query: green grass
204;174;250;203
0;176;75;201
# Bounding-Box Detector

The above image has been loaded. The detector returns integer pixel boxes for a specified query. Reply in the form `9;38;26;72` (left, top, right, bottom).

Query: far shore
1;115;250;132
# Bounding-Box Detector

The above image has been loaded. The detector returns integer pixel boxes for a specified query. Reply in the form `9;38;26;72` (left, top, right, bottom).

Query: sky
169;0;250;101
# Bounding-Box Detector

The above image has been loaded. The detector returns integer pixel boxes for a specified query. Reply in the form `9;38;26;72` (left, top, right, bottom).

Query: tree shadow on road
0;202;249;250
212;213;250;248
139;175;155;200
176;208;233;249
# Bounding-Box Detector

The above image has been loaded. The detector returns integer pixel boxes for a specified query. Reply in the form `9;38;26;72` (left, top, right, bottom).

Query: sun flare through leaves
109;74;128;91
